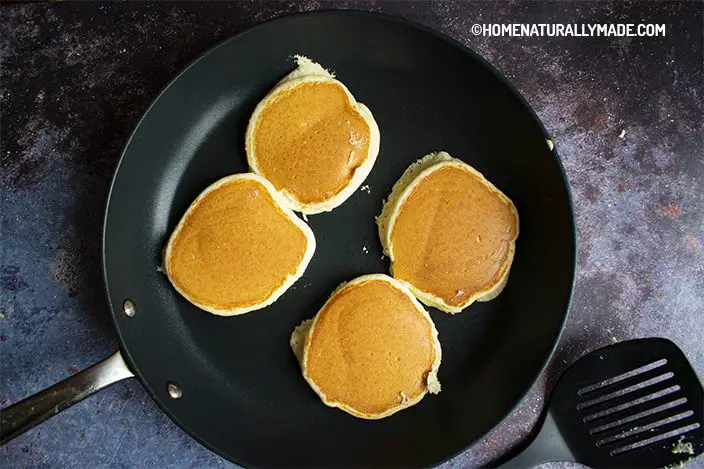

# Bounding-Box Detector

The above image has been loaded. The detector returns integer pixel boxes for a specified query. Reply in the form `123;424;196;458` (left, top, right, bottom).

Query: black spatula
495;338;703;468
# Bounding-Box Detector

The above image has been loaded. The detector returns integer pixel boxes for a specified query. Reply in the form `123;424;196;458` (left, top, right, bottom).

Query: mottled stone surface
1;2;701;468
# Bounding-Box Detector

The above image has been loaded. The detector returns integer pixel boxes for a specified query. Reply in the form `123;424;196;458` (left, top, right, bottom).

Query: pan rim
101;9;577;467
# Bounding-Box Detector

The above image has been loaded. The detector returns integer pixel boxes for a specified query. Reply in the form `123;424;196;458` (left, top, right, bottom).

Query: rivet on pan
122;299;136;317
167;382;182;399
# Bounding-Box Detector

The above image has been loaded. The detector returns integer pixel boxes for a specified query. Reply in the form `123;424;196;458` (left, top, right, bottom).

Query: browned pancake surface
305;279;436;415
391;165;518;307
167;179;308;310
253;81;371;204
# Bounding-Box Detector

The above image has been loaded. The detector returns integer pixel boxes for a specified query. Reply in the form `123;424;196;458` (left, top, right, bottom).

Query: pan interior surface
103;12;575;467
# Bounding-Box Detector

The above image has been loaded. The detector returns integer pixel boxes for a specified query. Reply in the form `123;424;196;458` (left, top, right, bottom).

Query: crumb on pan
672;436;695;455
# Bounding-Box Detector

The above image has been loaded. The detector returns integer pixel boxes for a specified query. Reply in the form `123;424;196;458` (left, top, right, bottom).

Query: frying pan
0;11;576;467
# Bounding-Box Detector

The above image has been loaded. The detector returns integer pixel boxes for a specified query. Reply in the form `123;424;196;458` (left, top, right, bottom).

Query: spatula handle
494;411;575;468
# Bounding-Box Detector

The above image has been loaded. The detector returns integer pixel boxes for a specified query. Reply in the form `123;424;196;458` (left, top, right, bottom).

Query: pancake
164;173;315;316
377;152;519;313
246;56;380;214
290;274;441;419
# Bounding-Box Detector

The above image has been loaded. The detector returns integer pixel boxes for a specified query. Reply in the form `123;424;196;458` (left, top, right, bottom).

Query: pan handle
0;351;134;445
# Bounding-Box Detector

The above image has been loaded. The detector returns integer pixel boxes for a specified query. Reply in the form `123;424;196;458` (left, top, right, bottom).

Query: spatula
495;338;703;468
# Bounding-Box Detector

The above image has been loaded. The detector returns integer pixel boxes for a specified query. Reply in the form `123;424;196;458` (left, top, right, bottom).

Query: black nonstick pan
1;11;576;467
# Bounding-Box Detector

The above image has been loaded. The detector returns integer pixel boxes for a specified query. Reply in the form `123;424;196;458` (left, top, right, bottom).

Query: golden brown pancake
290;274;441;419
164;173;315;316
377;152;519;313
246;56;380;214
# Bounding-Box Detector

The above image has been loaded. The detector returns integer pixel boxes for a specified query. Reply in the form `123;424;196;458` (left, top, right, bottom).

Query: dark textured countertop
1;2;702;468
